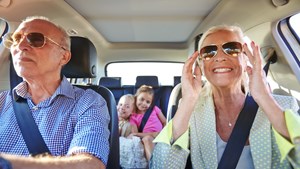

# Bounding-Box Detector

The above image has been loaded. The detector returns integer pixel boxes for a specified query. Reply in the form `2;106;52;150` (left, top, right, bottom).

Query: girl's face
136;92;153;113
117;97;134;120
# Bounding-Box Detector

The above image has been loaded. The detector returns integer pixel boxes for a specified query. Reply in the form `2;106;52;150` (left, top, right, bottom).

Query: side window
0;18;9;44
0;18;9;92
272;13;300;104
289;13;300;44
275;13;300;81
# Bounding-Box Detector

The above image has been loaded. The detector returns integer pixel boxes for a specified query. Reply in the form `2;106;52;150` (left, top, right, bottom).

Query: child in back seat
118;94;147;169
130;85;166;161
117;94;135;137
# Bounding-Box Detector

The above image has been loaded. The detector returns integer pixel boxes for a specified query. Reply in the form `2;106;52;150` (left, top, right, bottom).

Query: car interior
0;0;300;168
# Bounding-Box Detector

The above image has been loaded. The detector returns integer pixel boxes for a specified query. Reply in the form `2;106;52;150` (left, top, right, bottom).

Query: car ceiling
0;0;300;45
0;0;300;51
64;0;220;43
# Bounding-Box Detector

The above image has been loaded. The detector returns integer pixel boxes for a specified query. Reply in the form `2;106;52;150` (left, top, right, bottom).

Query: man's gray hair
22;16;71;51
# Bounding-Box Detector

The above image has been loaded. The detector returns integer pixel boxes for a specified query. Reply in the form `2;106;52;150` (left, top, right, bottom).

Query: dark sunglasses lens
200;45;217;60
27;33;45;47
222;42;242;57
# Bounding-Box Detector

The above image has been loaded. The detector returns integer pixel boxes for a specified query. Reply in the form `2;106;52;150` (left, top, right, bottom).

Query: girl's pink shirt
130;106;163;133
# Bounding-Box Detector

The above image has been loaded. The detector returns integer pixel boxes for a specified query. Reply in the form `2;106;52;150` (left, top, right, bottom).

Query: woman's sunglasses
2;32;66;50
199;41;243;61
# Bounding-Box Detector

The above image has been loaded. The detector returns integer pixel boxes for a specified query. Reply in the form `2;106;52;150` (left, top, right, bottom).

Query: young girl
130;85;166;161
119;94;147;169
117;94;135;137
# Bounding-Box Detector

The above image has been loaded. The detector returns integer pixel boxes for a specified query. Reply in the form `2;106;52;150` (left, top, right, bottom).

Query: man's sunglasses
2;32;66;50
199;41;243;61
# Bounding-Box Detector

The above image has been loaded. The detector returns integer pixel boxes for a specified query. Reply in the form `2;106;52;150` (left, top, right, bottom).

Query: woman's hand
181;51;203;102
243;41;271;101
244;41;288;138
172;51;203;140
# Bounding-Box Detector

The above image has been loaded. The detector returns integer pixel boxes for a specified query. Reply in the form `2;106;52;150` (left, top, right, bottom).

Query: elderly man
0;16;110;169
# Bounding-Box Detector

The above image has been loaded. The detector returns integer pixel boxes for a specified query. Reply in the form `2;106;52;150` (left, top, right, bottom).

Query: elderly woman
150;25;300;169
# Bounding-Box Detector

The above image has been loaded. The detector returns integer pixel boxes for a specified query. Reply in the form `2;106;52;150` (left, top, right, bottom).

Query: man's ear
60;50;71;66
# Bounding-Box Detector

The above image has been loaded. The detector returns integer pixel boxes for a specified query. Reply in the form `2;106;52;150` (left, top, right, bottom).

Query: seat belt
138;87;163;132
217;58;273;169
138;106;154;132
9;59;50;156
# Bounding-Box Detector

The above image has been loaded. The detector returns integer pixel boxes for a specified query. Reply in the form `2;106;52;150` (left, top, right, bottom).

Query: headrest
174;76;181;86
99;77;121;88
135;76;159;88
62;36;97;78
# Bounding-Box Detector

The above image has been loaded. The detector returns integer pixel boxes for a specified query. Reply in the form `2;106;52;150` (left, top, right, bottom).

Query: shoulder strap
10;60;50;156
138;106;154;132
217;94;258;169
217;58;272;169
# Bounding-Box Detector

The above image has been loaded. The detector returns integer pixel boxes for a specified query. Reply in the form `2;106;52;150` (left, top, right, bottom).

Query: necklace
217;112;239;128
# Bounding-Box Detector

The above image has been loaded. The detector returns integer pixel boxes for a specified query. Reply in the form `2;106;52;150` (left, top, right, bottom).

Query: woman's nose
214;48;227;62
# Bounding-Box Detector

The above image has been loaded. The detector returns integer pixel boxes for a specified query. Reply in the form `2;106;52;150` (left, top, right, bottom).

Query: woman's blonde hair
197;25;249;97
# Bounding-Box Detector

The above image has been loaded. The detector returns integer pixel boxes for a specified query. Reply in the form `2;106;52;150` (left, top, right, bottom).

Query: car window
106;61;184;86
272;12;300;103
289;13;300;42
0;18;9;45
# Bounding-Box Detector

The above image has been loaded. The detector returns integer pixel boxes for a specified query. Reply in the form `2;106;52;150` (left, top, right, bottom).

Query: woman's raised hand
181;51;203;102
243;41;271;102
172;51;203;140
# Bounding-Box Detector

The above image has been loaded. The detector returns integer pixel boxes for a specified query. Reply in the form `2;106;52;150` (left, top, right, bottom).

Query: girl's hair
197;25;249;97
22;16;71;51
134;85;155;106
119;94;135;105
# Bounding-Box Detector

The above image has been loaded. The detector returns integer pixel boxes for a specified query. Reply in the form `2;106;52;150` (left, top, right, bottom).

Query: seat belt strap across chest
217;58;272;169
10;60;50;156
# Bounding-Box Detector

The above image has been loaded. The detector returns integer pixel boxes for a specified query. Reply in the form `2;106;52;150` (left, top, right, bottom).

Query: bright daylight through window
106;62;183;86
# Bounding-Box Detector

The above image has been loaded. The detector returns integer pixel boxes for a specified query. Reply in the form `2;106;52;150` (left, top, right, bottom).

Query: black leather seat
62;36;119;169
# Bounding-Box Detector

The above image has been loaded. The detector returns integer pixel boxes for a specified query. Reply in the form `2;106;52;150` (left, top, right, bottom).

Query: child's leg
142;135;155;161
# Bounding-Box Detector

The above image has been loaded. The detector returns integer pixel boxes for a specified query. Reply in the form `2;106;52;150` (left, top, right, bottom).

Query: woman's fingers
243;41;262;70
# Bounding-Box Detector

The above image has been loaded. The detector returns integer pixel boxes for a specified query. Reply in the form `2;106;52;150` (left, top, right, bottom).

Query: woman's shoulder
272;94;298;110
272;94;295;101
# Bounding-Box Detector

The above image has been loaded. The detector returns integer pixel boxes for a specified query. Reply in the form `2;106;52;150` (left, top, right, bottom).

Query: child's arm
158;111;167;126
131;123;138;134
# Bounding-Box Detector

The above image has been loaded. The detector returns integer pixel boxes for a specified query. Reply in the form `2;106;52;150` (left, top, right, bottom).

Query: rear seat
99;77;124;104
173;76;181;87
135;76;172;117
99;76;173;117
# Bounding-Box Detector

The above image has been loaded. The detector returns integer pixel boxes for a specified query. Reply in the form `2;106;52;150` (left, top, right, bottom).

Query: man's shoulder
72;86;106;104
